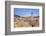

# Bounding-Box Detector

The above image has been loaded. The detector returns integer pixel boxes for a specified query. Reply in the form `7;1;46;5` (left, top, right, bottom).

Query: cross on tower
31;11;33;16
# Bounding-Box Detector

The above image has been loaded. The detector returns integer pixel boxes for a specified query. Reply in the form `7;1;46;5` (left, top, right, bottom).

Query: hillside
14;16;39;28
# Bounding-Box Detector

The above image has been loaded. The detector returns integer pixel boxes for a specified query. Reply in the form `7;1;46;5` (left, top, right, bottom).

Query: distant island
14;14;20;17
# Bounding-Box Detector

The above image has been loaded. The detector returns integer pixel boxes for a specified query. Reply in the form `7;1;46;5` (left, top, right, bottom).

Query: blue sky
14;8;39;16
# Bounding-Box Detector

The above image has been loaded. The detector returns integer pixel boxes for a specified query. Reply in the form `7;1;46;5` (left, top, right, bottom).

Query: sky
14;8;39;17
